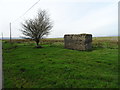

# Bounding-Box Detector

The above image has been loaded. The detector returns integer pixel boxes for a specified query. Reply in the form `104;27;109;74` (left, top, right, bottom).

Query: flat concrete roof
64;34;92;36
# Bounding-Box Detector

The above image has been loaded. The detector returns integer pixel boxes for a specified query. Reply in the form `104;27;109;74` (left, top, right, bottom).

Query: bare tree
21;9;53;48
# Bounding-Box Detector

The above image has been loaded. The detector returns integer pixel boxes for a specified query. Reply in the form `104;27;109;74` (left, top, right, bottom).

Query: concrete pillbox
64;34;92;51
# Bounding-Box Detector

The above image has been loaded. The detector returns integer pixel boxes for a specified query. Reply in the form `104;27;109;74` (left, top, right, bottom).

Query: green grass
2;37;119;88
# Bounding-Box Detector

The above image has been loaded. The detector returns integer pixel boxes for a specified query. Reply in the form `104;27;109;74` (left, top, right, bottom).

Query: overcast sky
0;0;119;38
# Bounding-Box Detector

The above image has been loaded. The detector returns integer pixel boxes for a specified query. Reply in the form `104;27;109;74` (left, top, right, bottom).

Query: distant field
2;37;119;88
3;36;118;44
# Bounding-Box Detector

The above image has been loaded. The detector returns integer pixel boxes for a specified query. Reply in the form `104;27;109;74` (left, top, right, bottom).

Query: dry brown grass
3;37;118;48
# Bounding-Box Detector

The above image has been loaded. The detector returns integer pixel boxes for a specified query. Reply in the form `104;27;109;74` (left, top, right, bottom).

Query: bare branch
21;9;53;47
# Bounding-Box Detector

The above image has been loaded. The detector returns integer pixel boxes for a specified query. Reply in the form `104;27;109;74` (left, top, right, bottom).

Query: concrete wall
64;34;92;51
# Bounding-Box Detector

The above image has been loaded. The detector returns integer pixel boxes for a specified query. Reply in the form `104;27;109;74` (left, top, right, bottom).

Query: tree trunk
36;41;39;46
35;39;42;48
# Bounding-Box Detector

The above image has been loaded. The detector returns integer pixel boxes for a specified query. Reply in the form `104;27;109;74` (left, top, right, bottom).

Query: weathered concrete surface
0;41;2;89
64;34;92;50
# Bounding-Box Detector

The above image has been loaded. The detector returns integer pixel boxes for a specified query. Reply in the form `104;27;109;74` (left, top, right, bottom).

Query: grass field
2;37;119;88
